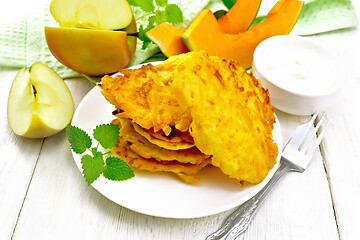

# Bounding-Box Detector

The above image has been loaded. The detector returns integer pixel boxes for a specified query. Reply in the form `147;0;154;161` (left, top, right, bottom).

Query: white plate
71;71;283;219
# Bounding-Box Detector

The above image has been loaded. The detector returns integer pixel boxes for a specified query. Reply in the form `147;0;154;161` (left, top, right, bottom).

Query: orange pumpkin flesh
146;23;189;57
182;0;304;69
217;0;262;34
146;0;262;57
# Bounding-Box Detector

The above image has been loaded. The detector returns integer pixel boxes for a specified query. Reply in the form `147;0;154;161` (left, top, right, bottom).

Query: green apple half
7;63;74;138
50;0;133;30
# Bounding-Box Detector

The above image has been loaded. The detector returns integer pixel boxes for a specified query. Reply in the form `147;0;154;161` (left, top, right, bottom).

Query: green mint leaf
93;124;120;149
165;4;183;24
127;0;139;6
103;156;134;181
147;15;157;30
139;16;155;41
136;0;155;12
66;125;92;154
141;41;151;50
155;0;167;7
138;25;148;41
139;15;156;49
155;10;167;24
81;152;105;185
214;9;227;20
90;147;98;156
222;0;236;10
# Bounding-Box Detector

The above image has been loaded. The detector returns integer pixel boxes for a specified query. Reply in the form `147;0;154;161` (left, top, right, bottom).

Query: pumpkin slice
146;23;189;57
146;0;262;57
218;0;262;34
182;0;304;69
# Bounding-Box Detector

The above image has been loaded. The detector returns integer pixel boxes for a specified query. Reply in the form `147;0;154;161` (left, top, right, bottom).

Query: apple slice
7;63;74;138
50;0;133;30
45;16;137;76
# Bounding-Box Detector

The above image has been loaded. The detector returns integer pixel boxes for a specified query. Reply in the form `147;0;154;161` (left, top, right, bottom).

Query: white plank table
1;1;360;240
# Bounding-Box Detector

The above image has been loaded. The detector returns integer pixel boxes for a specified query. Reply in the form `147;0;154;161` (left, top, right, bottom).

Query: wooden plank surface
9;84;339;240
314;13;360;239
1;1;360;240
0;69;44;240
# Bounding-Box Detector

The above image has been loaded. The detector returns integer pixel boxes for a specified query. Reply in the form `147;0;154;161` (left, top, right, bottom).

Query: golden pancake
131;122;195;150
170;51;277;184
113;118;209;164
99;63;191;135
113;140;210;176
103;51;277;185
111;118;211;184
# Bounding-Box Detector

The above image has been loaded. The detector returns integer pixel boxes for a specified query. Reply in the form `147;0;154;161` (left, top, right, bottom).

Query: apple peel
7;63;74;138
50;0;133;30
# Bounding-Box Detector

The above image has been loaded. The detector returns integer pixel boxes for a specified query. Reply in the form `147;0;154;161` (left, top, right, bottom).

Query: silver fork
206;111;331;240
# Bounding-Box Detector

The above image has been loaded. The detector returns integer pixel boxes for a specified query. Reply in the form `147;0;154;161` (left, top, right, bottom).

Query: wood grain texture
313;3;360;238
9;85;339;240
0;70;44;240
2;1;360;239
238;112;339;240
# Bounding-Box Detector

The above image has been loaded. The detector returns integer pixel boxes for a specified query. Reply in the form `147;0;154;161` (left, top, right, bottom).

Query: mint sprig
129;0;184;49
93;124;120;149
66;124;134;185
165;4;183;23
81;153;104;185
103;156;134;181
138;15;156;50
66;125;92;154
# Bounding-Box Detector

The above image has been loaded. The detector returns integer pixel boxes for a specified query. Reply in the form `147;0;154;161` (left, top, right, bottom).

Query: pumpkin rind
182;0;304;69
218;0;262;34
146;0;263;57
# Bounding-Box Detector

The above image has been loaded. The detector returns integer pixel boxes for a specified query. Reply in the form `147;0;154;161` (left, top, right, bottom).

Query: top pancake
99;63;191;135
170;52;278;184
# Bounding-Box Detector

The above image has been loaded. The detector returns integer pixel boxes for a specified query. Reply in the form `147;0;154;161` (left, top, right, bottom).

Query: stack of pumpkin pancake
98;51;278;185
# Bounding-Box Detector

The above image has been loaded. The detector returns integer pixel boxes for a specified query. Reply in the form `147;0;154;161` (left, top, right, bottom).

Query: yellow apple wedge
45;16;137;76
50;0;133;30
182;0;304;69
7;63;74;138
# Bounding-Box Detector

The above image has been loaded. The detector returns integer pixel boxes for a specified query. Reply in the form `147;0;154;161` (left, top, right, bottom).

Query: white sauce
255;39;340;96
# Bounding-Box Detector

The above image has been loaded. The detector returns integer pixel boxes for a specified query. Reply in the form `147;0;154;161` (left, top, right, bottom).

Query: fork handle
206;159;293;240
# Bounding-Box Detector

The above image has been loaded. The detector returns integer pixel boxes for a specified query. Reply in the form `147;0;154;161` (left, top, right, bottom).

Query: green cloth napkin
0;0;80;78
248;0;359;35
292;0;359;35
0;0;358;79
0;0;211;78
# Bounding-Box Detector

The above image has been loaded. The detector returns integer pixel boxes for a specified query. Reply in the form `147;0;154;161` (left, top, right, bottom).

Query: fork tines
299;112;332;155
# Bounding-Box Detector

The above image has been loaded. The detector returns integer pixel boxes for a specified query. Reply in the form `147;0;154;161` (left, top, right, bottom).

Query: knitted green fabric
249;0;359;35
0;0;211;78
